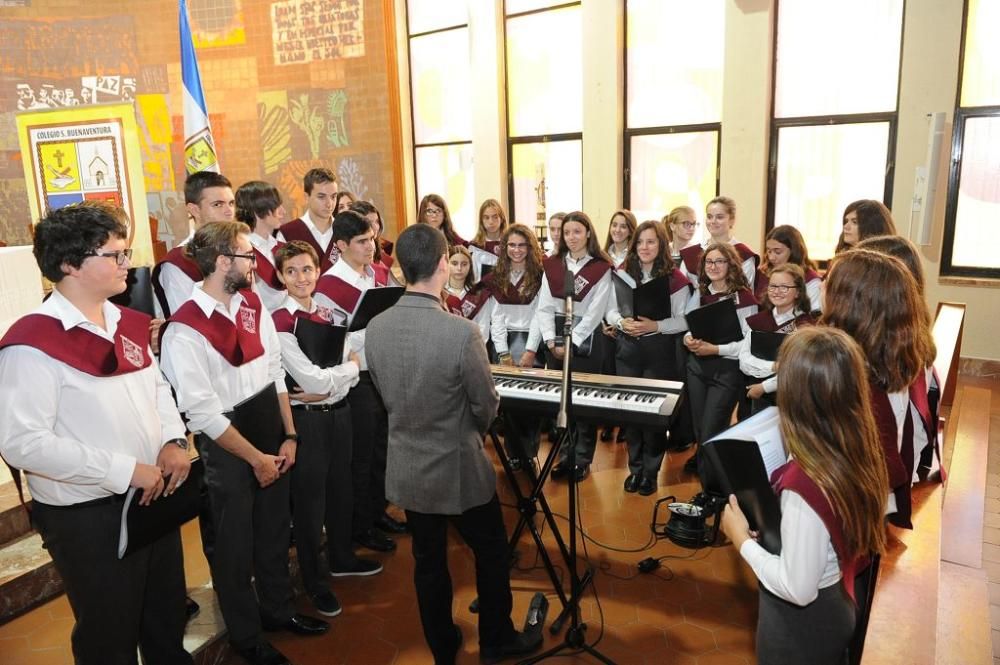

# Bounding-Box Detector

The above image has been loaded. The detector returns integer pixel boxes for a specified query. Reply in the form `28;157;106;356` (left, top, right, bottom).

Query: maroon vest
168;290;266;366
471;239;502;257
745;310;815;333
253;241;286;291
909;369;945;483
444;283;492;320
152;246;203;317
272;305;337;334
0;306;152;376
542;255;611;301
490;272;541;306
315;265;390;315
701;287;758;309
279;218;336;273
869;379;914;529
771;460;865;603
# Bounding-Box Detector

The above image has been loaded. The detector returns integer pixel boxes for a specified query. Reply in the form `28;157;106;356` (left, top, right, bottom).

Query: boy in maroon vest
314;210;402;552
160;222;328;665
0;204;192;664
277;167;340;272
152;171;236;317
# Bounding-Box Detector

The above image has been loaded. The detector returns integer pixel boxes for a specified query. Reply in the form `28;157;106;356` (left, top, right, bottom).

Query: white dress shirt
0;290;186;506
314;259;377;370
684;285;757;360
275;296;359;406
534;254;613;349
160;285;287;440
805;276;822;313
739;489;842;606
249;231;286;314
607;245;628;268
490;274;542;356
604;269;692;335
738;307;803;393
155;231;194;318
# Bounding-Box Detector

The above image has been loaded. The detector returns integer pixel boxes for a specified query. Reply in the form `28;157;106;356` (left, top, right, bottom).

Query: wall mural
271;0;365;65
189;0;245;49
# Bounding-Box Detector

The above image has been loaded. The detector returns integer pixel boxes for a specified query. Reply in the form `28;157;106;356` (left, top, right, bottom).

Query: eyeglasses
424;209;443;217
767;284;798;294
507;242;528;249
86;248;133;266
704;258;729;267
222;252;257;264
675;222;699;230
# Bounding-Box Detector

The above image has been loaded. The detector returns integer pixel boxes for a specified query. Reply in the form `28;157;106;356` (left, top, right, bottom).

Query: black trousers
757;583;855;665
349;373;389;536
291;400;354;596
616;333;675;479
405;495;516;663
686;355;743;445
33;498;192;665
197;434;295;649
502;332;542;460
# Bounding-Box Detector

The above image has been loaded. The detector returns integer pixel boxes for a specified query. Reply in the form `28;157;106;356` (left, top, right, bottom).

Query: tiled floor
6;373;998;665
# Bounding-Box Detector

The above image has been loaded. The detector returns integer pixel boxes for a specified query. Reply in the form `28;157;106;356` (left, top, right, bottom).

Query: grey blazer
365;291;500;515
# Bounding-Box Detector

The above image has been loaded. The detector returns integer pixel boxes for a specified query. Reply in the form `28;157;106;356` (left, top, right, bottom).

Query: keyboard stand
476;418;572;629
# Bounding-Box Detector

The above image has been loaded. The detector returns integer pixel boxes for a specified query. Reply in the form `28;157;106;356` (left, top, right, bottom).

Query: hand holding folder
684;297;743;345
612;272;672;323
349;286;405;331
119;458;203;559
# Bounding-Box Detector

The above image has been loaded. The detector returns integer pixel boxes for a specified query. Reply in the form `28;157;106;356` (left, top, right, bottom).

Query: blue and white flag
180;0;219;174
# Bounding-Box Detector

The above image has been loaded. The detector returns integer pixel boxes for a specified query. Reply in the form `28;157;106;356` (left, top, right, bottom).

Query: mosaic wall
0;0;396;247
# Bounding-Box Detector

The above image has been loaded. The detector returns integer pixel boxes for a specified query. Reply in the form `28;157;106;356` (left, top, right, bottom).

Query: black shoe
261;613;329;636
234;641;291;665
623;474;639;493
436;624;463;665
354;528;396;552
480;630;543;664
616;428;627;443
599;427;614;443
330;557;383;577
309;590;342;617
683;450;699;475
375;513;409;534
184;596;200;622
574;464;590;482
638;476;656;496
550;462;571;480
507;456;523;471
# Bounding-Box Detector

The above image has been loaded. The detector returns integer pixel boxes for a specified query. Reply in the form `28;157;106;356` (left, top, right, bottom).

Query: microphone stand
521;268;614;664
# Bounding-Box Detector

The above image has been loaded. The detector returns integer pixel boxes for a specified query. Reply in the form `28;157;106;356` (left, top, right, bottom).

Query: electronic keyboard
491;365;682;428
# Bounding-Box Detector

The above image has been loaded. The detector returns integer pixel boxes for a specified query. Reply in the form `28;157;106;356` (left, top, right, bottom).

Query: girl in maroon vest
350;200;394;270
491;224;546;468
820;249;935;529
757;225;822;313
605;221;693;494
599;209;638;443
469;199;508;281
443;245;493;344
740;264;816;416
721;327;889;665
679;196;759;288
664;205;699;264
682;243;759;475
834;199;897;255
334;190;356;215
418;193;468;248
857;235;942;482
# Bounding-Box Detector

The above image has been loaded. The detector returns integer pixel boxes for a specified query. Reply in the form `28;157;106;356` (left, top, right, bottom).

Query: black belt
34;493;127;510
292;400;347;412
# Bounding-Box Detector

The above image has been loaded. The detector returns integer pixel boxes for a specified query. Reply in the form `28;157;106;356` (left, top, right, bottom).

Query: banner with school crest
15;103;153;266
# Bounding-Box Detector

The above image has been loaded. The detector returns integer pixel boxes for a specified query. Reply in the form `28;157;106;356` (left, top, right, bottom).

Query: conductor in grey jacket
366;224;541;664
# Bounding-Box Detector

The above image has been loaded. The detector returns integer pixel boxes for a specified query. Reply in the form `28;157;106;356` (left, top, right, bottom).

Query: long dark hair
558;211;612;263
493;224;544;299
835;199;897;253
622;220;674;282
604;209;637;253
762;224;817;273
418;194;463;246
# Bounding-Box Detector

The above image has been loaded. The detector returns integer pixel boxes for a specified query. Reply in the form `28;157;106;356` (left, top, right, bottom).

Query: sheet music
707;407;788;479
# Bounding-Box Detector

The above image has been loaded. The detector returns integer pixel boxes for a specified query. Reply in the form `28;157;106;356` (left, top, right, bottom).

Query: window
406;1;476;237
505;2;583;228
942;0;1000;277
624;0;724;228
767;0;904;260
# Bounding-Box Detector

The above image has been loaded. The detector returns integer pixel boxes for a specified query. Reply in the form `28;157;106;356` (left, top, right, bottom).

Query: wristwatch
165;437;189;451
283;433;299;442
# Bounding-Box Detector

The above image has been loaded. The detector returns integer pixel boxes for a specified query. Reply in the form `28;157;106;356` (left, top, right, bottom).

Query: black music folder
612;272;672;321
349;286;405;332
685;297;743;345
118;457;203;559
230;383;284;455
750;330;787;362
109;267;156;317
286;318;348;392
701;407;785;554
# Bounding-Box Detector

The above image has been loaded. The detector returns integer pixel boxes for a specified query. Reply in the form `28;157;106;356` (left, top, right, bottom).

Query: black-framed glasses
222;252;257;264
86;248;133;266
766;284;798;294
704;258;729;267
507;242;528;249
424;208;443;216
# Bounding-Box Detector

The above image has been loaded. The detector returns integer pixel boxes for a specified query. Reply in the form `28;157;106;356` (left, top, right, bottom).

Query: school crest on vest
239;305;257;334
573;273;589;295
120;334;145;368
315;305;336;322
461;299;477;317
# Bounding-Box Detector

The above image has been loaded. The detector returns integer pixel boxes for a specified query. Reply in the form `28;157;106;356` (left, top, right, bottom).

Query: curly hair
492;224;544;299
622;220;674;282
33;204;128;283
